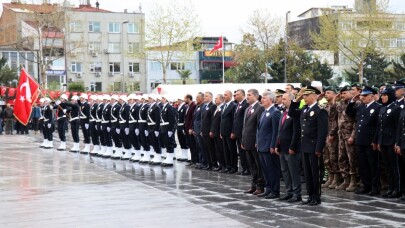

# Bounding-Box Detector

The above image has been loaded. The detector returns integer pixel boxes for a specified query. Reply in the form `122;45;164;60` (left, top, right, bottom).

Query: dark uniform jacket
119;103;130;128
201;102;216;136
232;99;248;138
90;103;98;123
160;103;177;133
241;102;264;151
111;102;121;128
277;109;301;154
79;101;91;124
210;104;223;137
147;103;161;132
102;103;112;125
184;102;196;132
377;102;400;146
192;104;203;134
220;101;236;137
177;103;188;132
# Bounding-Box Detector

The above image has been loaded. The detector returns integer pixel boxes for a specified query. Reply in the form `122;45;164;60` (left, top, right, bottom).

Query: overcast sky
3;0;405;43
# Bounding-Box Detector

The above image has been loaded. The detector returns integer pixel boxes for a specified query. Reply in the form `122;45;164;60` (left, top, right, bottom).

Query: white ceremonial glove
107;127;111;132
85;123;89;129
135;128;139;136
154;131;159;137
47;123;51;129
95;125;98;130
125;128;129;135
116;128;120;134
63;109;67;114
55;100;61;105
168;131;173;137
144;130;149;136
182;130;185;135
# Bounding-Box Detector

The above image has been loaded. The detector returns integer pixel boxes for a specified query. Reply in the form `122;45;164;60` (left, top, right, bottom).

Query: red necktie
246;106;252;117
281;111;287;125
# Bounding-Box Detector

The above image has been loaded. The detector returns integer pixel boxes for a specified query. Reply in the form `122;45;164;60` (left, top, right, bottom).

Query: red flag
210;36;223;54
14;68;40;126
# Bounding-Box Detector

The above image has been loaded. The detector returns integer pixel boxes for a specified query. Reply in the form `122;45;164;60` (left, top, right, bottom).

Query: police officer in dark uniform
289;86;328;206
275;89;285;110
89;95;100;155
119;95;132;160
96;95;106;156
38;98;47;148
43;98;55;149
101;95;113;158
176;97;189;161
147;95;162;165
110;95;122;159
346;86;382;196
139;94;152;163
160;94;177;166
68;95;81;152
79;93;91;154
128;94;142;161
377;86;401;198
55;94;69;151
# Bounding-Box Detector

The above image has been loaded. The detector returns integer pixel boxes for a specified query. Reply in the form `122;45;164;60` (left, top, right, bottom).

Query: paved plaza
1;134;405;227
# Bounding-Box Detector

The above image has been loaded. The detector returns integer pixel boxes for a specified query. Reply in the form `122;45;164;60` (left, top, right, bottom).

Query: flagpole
222;36;225;84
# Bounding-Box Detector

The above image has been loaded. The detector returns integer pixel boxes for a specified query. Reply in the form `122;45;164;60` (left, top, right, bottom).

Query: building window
89;21;101;32
127;82;140;91
397;38;405;48
88;42;101;53
202;62;221;70
150;62;162;71
90;62;102;73
95;82;102;91
185;62;195;70
70;21;82;32
108;23;120;33
71;62;82;73
170;62;185;70
109;62;121;73
108;42;121;53
127;23;139;33
128;42;140;53
10;52;18;69
129;62;140;73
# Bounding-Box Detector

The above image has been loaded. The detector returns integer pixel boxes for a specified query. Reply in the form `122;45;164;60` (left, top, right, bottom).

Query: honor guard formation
36;81;405;206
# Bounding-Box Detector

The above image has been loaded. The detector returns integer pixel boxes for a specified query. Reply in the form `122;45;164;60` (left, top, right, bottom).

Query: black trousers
236;137;249;171
129;124;141;150
102;123;112;147
246;150;264;189
44;121;54;141
70;120;80;143
302;153;321;201
139;123;150;151
380;145;400;192
186;133;198;163
177;127;189;149
202;135;217;167
148;127;161;154
80;121;90;144
213;136;224;168
97;122;104;146
357;145;380;191
90;121;100;146
120;124;131;150
57;119;66;142
194;133;204;165
32;118;39;131
161;131;176;153
223;136;238;170
112;124;122;148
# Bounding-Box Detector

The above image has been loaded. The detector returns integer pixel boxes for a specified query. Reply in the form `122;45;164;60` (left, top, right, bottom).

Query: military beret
324;86;337;93
339;86;351;93
351;82;362;88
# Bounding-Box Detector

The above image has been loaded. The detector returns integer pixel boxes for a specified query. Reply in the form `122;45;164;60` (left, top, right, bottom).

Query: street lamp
284;11;291;83
121;20;129;93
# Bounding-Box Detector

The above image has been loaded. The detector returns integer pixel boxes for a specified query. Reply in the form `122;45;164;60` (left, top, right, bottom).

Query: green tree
68;82;85;92
0;58;18;86
176;69;192;84
388;53;405;79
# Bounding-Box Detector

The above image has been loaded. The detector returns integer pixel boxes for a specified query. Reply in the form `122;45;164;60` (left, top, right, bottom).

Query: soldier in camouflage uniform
321;87;341;189
335;86;358;192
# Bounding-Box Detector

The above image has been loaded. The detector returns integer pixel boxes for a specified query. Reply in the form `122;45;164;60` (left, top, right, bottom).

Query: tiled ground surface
1;134;405;227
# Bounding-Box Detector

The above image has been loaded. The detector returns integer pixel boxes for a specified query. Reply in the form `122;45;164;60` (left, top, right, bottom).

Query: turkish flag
210;36;223;54
14;68;40;126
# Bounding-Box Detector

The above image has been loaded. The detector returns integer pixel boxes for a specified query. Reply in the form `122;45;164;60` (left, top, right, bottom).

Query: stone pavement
1;134;405;227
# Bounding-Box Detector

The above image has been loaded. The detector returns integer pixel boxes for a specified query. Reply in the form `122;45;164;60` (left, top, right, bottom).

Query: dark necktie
246;105;252;117
281;111;287;125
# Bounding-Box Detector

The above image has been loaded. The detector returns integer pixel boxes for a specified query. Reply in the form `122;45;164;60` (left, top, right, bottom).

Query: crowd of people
34;81;405;206
0;103;43;135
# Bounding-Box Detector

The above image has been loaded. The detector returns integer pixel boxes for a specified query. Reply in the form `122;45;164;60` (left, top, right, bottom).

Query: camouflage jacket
336;100;356;139
320;102;338;137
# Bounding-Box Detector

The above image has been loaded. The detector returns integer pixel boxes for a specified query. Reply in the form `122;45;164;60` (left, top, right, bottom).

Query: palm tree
177;69;192;85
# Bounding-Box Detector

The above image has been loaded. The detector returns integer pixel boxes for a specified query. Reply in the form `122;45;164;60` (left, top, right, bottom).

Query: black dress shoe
381;191;393;198
241;170;250;176
287;196;302;203
186;163;195;167
243;188;256;194
388;191;401;198
227;168;237;174
308;199;321;206
220;168;230;173
201;166;211;170
211;167;221;171
257;191;271;197
253;189;264;195
355;188;370;195
301;198;312;205
279;194;293;201
265;193;280;199
401;195;405;201
369;190;380;196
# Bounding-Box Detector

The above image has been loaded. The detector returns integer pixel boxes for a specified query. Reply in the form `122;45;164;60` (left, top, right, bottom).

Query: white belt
147;123;155;126
178;123;184;126
161;122;169;126
102;121;109;124
138;120;146;123
96;120;101;123
57;116;66;120
129;120;137;123
44;118;49;122
90;119;96;122
70;117;79;122
111;120;117;123
119;120;127;124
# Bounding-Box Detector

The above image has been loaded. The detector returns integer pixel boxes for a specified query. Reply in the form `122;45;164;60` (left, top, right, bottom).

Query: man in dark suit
256;90;281;199
346;86;382;196
147;95;162;165
192;92;205;168
160;94;178;166
289;86;328;206
201;92;217;170
220;90;238;173
232;89;249;175
242;89;265;195
210;94;225;171
184;94;197;165
176;97;189;161
277;92;302;202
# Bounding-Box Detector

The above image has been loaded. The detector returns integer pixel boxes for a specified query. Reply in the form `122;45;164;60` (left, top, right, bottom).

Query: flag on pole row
14;68;40;126
210;36;223;54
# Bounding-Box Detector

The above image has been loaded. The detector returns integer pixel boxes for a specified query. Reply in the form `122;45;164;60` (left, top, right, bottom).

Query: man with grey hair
220;90;238;173
201;91;217;170
192;92;205;168
210;94;225;171
242;89;265;195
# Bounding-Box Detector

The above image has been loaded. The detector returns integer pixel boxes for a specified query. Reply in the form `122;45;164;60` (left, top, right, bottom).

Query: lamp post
121;20;129;93
284;11;291;83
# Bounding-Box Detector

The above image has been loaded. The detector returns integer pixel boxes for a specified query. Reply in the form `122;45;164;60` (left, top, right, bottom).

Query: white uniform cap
149;94;156;101
103;94;111;101
60;94;68;100
128;94;137;100
71;95;79;100
155;94;162;100
90;95;97;100
97;95;104;101
45;98;51;102
39;98;45;103
141;94;149;100
161;94;170;100
119;95;128;102
111;94;119;101
80;93;88;100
